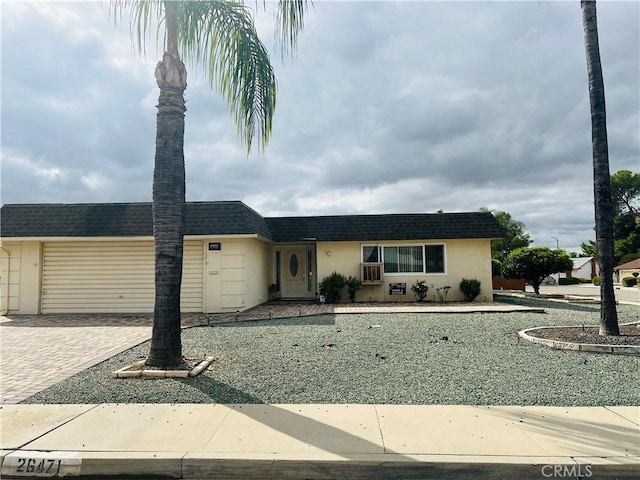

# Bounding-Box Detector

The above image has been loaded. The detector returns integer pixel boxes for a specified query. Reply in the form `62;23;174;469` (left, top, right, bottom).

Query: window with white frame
362;245;380;263
362;244;445;274
424;244;445;273
383;246;423;273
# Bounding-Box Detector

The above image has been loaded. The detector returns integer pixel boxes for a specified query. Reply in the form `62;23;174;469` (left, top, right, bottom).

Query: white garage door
42;240;203;314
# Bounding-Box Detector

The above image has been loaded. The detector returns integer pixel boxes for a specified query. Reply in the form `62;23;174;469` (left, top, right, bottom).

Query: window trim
361;243;447;276
361;245;380;264
424;243;446;275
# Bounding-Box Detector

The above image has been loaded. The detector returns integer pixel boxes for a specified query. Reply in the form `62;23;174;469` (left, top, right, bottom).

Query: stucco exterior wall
0;241;41;314
316;239;494;303
242;238;272;308
4;237;265;315
1;234;496;314
618;269;640;283
204;237;270;312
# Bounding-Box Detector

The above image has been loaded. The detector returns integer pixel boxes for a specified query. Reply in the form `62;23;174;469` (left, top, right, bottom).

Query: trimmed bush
410;280;429;302
345;276;363;303
559;277;580;285
459;278;481;302
622;276;638;287
319;272;347;303
592;276;601;286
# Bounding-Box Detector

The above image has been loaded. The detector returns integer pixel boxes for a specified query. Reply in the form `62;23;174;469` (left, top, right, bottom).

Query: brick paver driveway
0;315;159;404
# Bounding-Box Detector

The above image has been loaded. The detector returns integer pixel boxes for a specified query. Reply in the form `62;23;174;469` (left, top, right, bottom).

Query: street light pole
551;236;559;249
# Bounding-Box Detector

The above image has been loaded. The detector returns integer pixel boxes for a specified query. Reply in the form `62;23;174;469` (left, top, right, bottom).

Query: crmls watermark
541;464;593;478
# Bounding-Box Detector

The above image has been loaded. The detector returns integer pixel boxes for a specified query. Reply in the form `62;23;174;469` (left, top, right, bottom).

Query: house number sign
208;242;221;251
389;283;406;295
1;451;82;477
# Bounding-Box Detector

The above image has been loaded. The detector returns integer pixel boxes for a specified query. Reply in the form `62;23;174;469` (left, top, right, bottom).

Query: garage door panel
42;241;203;314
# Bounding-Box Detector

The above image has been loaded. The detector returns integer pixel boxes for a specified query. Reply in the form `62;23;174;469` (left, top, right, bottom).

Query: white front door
281;246;314;298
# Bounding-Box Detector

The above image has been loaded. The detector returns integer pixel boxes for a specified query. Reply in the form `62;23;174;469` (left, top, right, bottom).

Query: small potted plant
319;272;347;303
411;280;429;302
268;283;280;301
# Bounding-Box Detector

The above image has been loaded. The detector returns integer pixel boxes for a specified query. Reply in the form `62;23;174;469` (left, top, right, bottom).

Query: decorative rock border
112;356;215;379
518;327;640;355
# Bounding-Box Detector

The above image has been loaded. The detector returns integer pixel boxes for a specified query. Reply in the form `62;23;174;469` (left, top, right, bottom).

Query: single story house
557;256;598;280
0;201;505;315
614;258;640;283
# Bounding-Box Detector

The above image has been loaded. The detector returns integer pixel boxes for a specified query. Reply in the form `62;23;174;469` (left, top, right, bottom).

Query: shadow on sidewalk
483;406;639;457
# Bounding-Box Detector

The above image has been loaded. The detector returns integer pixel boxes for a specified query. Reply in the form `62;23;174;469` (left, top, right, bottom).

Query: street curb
2;450;639;479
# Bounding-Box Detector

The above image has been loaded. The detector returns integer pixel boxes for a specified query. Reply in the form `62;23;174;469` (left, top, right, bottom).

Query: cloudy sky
2;0;638;252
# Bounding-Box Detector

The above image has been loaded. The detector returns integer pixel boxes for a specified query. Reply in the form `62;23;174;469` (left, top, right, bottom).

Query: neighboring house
614;258;640;283
0;201;504;315
557;256;598;280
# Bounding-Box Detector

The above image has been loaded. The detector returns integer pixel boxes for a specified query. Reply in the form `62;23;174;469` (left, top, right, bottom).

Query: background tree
579;170;640;263
610;170;640;216
611;170;640;263
480;208;532;265
581;0;618;335
580;239;598;258
110;0;309;367
502;247;573;295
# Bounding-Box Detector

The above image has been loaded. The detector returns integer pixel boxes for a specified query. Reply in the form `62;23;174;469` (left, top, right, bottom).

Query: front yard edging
518;326;640;355
112;356;215;379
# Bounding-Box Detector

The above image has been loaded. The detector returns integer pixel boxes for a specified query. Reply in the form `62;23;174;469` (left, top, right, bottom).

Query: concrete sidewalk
1;403;638;479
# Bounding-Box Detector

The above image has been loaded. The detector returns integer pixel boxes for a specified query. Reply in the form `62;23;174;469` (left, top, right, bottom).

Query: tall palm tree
110;0;310;366
580;0;619;335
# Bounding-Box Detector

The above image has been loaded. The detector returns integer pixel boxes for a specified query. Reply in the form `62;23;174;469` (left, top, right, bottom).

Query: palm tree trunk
581;0;619;335
147;1;188;367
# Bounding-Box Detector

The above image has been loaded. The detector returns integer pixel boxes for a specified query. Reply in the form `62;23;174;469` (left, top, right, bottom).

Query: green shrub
578;278;592;283
410;280;429;302
459;278;481;302
319;272;347;303
592;276;601;286
345;276;363;303
559;277;580;285
622;276;638;287
633;272;639;278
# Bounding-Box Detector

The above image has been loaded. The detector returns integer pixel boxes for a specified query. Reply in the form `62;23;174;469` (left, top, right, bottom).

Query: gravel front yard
23;301;639;406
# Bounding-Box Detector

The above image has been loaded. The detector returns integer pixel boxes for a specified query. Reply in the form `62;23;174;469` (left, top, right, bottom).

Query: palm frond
178;0;276;153
275;0;311;56
110;0;309;153
108;0;163;57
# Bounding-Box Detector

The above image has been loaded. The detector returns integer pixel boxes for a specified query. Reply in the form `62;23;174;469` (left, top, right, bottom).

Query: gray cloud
1;1;638;253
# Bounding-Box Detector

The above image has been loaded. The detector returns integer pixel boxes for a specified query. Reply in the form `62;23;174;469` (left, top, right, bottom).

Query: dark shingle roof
1;202;504;241
0;202;272;240
264;212;504;242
